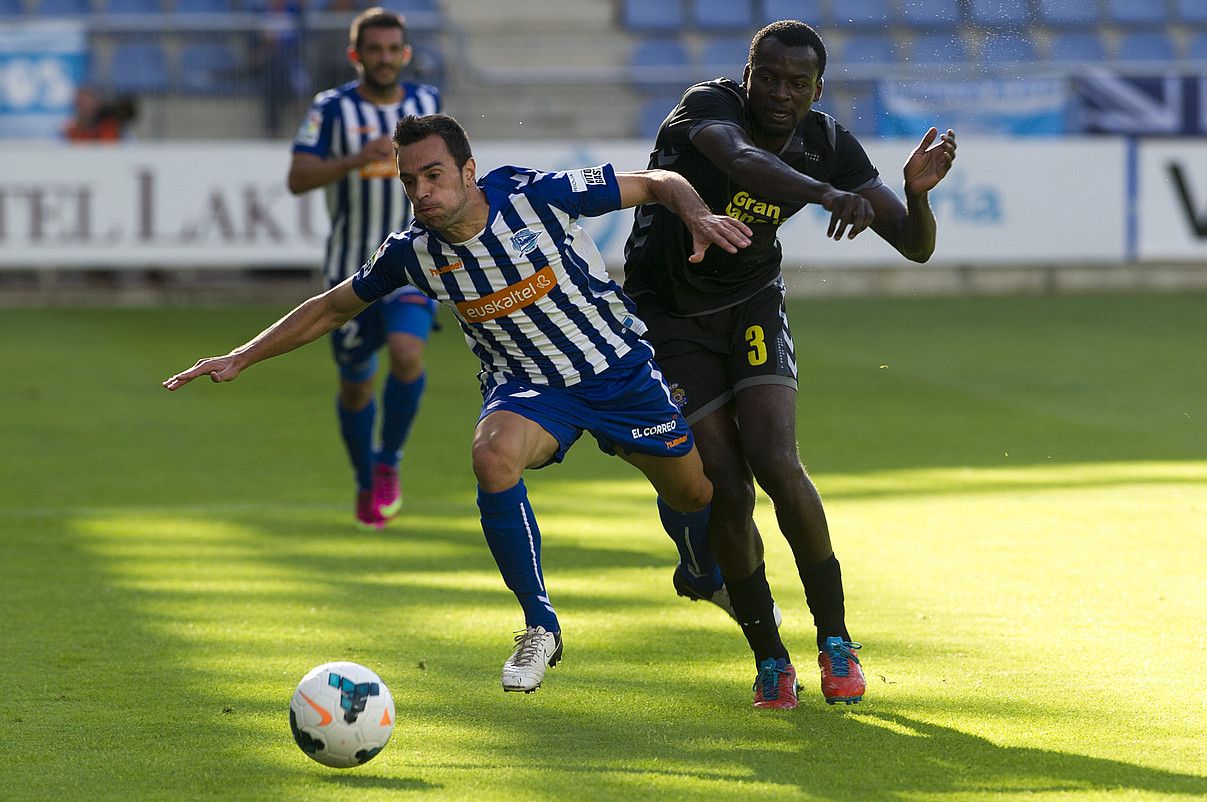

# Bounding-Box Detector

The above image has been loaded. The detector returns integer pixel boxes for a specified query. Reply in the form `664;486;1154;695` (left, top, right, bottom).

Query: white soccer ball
289;661;395;768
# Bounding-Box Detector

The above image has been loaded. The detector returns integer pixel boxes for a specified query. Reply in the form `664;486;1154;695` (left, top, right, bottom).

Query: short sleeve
664;82;746;143
527;163;622;218
829;125;882;192
291;96;335;158
350;234;412;302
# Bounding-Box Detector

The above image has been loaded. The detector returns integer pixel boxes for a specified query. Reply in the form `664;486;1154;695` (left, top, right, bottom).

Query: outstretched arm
163;279;370;390
866;127;957;263
617;170;752;263
692;123;876;241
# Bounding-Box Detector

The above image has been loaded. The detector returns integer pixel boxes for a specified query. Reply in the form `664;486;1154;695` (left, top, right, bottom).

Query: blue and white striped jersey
292;80;441;286
351;163;652;388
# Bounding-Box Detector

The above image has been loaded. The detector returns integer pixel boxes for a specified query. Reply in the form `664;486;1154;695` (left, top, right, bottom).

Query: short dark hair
393;114;473;169
749;20;827;78
349;7;407;51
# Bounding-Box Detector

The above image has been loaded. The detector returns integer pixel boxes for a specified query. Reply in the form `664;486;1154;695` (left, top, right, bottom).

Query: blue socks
337;398;376;491
478;480;559;632
657;497;723;595
377;372;425;469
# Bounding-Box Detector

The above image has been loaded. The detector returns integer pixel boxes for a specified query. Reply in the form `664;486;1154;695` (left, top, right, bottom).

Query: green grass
1;294;1204;801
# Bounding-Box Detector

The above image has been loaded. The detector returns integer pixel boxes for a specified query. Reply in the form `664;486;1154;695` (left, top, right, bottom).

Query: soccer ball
289;661;395;768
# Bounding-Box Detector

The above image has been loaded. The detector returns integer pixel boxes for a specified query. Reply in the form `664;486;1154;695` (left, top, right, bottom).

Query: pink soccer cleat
356;489;386;530
371;463;403;520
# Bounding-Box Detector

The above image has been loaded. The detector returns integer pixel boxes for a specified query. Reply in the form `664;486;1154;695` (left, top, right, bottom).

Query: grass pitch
1;294;1204;801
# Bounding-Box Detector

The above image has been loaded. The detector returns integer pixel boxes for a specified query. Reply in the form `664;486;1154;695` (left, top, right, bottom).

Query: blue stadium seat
622;0;685;32
842;33;896;64
629;38;694;94
39;0;91;14
1048;31;1107;61
761;0;826;27
981;33;1037;64
1177;0;1207;24
1037;0;1100;27
910;32;968;63
1117;31;1176;61
107;0;163;11
691;0;753;30
900;0;961;29
1106;0;1169;26
175;0;230;11
637;94;680;138
700;35;751;79
110;41;170;92
844;92;877;136
1189;32;1207;59
835;0;890;28
179;41;240;93
968;0;1030;27
0;0;24;15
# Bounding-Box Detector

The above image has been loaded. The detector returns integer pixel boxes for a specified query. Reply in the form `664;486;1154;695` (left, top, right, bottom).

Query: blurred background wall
2;0;1206;300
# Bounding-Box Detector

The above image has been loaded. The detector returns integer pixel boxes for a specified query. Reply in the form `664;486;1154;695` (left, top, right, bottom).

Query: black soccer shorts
635;278;798;424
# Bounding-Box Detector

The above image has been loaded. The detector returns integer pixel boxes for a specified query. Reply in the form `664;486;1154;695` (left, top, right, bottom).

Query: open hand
163;355;242;391
905;128;957;197
687;214;753;263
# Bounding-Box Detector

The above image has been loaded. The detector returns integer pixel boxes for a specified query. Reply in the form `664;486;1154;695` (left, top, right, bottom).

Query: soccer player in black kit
624;20;957;708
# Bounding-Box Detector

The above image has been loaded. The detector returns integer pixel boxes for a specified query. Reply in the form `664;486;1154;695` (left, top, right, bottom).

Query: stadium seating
761;0;825;27
107;0;164;12
1177;0;1207;24
179;41;241;93
1105;0;1169;26
844;92;877;136
900;0;961;30
0;0;23;16
629;38;694;94
621;0;686;33
835;0;891;29
39;0;92;14
1037;0;1100;28
637;94;680;139
981;32;1038;64
1189;32;1207;59
910;32;969;63
109;41;171;92
842;33;897;64
1116;31;1177;61
968;0;1031;28
1049;31;1108;61
174;0;231;12
700;35;751;79
691;0;753;31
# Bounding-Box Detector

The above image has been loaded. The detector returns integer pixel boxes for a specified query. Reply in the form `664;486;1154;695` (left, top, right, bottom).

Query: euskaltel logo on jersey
725;190;785;225
457;267;556;321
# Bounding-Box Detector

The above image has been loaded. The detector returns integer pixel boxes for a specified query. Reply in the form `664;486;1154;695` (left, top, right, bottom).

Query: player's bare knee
471;437;523;492
388;347;424;383
711;476;757;519
338;381;373;411
664;476;712;514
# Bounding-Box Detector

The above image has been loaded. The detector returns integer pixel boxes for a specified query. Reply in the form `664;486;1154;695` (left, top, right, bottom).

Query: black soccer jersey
622;78;883;316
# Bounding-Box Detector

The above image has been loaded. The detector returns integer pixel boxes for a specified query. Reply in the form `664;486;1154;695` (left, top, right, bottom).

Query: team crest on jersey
669;383;687;409
510;228;539;256
296;109;322;147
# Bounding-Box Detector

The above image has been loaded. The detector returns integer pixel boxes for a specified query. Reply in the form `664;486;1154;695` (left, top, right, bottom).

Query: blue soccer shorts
330;286;437;382
477;353;696;467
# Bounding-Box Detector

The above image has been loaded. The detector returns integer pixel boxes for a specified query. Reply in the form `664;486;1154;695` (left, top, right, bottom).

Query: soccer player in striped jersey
165;113;754;698
288;8;441;531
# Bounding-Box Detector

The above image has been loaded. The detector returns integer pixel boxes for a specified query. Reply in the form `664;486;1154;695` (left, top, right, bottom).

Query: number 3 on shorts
745;325;767;366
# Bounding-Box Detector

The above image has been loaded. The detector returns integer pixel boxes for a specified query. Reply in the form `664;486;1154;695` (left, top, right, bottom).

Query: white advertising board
1138;140;1207;261
0;138;1131;269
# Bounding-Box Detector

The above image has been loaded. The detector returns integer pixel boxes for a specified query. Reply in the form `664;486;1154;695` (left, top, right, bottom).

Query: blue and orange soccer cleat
752;657;799;709
818;637;865;705
371;464;403;521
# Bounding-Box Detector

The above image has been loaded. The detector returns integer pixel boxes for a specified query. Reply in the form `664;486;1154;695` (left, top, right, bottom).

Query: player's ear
814;77;823;103
741;62;751;88
462;157;476;186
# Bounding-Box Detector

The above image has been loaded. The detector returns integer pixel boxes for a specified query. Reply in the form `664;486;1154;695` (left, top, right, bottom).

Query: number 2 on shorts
745;325;767;366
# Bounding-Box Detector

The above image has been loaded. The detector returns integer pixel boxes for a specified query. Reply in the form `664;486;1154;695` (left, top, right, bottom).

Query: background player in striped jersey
624;20;957;706
287;8;441;530
165;113;761;701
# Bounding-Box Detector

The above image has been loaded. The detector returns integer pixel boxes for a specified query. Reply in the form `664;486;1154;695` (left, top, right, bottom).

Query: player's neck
357;82;402;106
436;188;490;244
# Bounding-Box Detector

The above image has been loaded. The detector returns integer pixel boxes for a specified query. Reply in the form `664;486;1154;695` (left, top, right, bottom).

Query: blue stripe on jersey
495;202;603;373
472;231;568;387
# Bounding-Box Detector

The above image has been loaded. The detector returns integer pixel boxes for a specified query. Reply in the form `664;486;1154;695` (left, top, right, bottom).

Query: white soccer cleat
501;625;563;693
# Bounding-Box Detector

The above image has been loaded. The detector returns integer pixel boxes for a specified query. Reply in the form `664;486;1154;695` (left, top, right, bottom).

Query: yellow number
745;325;767;366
